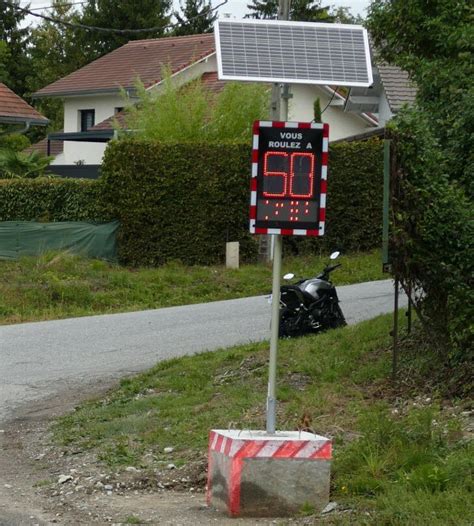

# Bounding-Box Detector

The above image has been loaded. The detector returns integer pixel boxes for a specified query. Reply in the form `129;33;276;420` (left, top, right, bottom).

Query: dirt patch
0;383;324;525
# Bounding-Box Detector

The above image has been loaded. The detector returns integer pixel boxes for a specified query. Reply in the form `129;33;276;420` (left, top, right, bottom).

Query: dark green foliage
367;0;473;361
78;0;171;60
173;0;216;36
100;140;258;266
0;1;31;97
0;178;109;222
313;97;321;123
101;137;383;266
388;114;473;364
285;138;384;256
27;1;90;136
0;133;30;152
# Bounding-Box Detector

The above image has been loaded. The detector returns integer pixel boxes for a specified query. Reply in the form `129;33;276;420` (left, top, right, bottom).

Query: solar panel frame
214;19;373;88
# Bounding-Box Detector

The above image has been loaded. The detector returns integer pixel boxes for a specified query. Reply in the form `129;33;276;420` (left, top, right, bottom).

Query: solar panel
214;19;373;87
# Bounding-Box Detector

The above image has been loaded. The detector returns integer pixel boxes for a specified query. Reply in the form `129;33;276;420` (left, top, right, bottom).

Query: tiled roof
0;82;48;124
377;64;417;112
33;34;215;98
91;71;228;131
24;135;64;157
201;71;227;93
91;111;127;131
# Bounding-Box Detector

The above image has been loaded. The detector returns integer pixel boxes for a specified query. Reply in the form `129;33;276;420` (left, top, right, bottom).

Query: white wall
58;58;216;165
60;141;107;165
63;94;128;133
289;85;373;141
377;89;393;127
56;56;373;165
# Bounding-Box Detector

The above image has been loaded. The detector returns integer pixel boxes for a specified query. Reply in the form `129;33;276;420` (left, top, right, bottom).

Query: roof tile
377;64;417;112
34;34;215;98
91;71;228;131
0;83;48;124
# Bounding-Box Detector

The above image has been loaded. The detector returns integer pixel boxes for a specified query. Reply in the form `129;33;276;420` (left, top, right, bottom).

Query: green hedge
101;138;383;266
285;137;384;256
0;178;109;222
101;141;257;266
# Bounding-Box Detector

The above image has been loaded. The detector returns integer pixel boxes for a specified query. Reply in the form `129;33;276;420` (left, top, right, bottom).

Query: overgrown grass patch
0;249;384;324
53;313;473;524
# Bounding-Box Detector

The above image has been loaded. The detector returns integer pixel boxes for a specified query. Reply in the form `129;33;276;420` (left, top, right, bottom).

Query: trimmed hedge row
285;138;384;256
101;142;257;266
0;178;110;222
0;138;384;266
100;137;383;266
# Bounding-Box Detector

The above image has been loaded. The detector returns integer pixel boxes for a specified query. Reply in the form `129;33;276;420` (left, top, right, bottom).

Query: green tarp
0;221;119;261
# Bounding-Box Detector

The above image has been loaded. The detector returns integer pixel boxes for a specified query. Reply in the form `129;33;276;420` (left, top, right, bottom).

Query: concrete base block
207;429;331;517
226;242;239;269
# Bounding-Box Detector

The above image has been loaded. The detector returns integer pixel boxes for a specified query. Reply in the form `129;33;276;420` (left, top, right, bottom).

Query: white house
344;63;416;127
32;32;413;176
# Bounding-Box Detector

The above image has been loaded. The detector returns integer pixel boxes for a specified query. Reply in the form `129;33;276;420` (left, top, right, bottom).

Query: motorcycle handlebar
326;263;342;273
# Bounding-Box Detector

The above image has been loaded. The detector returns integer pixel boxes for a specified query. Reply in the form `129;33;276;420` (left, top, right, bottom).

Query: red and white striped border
207;430;331;516
249;120;329;237
208;430;331;460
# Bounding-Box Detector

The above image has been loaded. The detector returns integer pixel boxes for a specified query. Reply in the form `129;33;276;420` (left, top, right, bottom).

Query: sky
20;0;371;27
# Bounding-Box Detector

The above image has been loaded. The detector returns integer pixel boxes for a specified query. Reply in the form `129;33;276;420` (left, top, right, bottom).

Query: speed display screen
250;121;328;235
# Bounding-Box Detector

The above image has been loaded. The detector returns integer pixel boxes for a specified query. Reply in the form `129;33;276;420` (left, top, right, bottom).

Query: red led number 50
263;151;315;199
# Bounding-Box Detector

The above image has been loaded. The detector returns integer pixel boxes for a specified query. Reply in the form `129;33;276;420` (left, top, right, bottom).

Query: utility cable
3;0;228;34
321;87;339;114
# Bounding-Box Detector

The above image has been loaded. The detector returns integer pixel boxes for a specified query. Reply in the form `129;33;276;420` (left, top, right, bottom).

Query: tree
28;1;89;134
245;0;334;22
367;0;473;193
78;0;172;60
0;0;31;96
313;97;321;122
366;1;473;365
173;0;216;36
0;41;10;84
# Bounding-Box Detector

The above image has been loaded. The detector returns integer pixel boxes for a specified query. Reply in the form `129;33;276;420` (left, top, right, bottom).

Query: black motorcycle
277;251;346;338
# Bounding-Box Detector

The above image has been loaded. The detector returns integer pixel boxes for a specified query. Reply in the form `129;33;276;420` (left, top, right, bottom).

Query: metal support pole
407;283;412;334
392;277;399;381
266;234;282;434
265;0;290;435
382;139;391;272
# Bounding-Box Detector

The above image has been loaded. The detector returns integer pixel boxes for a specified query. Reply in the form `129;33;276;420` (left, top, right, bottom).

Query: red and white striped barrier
207;429;332;517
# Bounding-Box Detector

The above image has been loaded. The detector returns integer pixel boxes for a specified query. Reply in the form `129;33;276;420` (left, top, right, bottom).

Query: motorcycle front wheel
279;308;302;338
329;303;347;329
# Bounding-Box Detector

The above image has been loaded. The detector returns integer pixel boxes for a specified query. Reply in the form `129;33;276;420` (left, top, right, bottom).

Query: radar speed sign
249;121;328;236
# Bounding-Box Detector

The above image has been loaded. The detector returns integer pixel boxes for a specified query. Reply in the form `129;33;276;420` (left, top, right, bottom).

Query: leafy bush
388;114;473;364
101;140;257;266
0;177;109;221
101;137;383;266
119;75;269;143
368;0;473;362
0;148;54;178
0;133;30;152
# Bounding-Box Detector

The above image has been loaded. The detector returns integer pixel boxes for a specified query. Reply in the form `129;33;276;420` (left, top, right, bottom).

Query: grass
52;313;473;525
0;249;384;324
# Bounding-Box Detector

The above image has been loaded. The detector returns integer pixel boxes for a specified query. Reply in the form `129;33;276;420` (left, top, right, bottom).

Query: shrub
101;140;257;266
120;76;269;143
101;137;383;266
0;177;109;222
0;148;54;179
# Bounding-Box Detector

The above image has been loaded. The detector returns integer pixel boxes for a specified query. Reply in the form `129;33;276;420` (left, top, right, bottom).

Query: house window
80;109;95;131
114;107;124;114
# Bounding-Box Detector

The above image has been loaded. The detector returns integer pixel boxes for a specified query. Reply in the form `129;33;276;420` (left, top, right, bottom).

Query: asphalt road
0;279;406;424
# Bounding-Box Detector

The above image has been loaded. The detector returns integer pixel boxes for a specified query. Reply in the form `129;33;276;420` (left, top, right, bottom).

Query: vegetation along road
0;279;406;424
